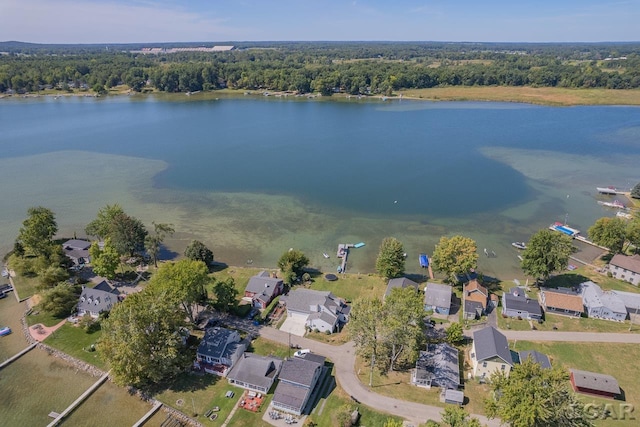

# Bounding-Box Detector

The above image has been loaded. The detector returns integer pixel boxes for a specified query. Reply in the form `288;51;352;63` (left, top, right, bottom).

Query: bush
325;330;332;335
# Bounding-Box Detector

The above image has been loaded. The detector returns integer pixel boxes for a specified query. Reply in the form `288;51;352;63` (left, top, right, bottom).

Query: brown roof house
609;254;640;286
570;369;621;399
539;287;584;317
463;279;489;320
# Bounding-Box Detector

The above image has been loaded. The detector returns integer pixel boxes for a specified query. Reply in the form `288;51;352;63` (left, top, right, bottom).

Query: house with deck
423;283;452;314
463;279;488;320
77;285;120;318
281;289;350;334
470;326;513;379
384;277;419;300
227;353;283;393
539;287;583;317
570;369;621;399
244;271;283;309
195;327;248;376
501;287;543;320
411;343;460;390
580;281;627;322
271;353;325;415
608;254;640;286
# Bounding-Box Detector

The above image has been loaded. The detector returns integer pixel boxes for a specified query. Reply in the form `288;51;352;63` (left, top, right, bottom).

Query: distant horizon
2;0;639;44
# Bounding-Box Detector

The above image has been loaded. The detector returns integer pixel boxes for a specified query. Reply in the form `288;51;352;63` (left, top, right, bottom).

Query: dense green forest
1;41;640;95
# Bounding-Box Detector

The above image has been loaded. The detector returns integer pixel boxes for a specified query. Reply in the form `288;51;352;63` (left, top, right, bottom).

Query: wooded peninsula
1;41;640;104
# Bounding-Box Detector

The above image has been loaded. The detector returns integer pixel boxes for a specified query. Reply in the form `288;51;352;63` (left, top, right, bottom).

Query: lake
1;94;639;280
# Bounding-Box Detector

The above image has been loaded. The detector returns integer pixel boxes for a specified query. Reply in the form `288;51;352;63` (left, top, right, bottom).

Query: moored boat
0;326;12;336
597;199;626;209
511;242;527;250
323;253;330;259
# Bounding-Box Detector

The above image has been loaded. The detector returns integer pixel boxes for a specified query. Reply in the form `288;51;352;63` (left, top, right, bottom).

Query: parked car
294;349;310;357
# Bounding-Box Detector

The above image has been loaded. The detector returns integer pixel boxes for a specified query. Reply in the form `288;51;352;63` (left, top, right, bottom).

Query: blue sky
1;0;639;44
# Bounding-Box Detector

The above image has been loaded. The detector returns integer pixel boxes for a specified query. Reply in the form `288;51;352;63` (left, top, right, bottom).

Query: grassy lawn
25;308;63;327
398;86;640;106
306;327;351;345
545;270;640;294
9;273;40;300
307;272;388;302
496;311;637;333
512;341;640;427
44;323;107;369
247;336;291;359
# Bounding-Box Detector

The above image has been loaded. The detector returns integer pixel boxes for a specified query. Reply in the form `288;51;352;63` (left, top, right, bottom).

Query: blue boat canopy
419;253;429;268
354;242;365;248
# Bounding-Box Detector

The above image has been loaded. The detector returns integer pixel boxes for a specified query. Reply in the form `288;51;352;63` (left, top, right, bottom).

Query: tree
485;359;593;427
277;249;309;285
445;322;464;345
521;229;574;282
375;237;405;279
382;286;425;371
431;235;478;283
184;240;214;265
212;277;238;313
588;217;627;253
631;182;640;199
145;222;175;267
335;404;354;427
38;265;70;289
441;406;482;427
89;239;121;279
17;206;58;256
99;290;189;388
145;259;209;323
348;297;385;382
85;204;125;239
626;216;640;254
39;283;78;317
85;204;147;257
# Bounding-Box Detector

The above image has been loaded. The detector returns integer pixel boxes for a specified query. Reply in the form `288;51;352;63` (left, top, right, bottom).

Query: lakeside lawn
8;272;40;301
496;311;638;333
44;323;107;369
512;341;640;427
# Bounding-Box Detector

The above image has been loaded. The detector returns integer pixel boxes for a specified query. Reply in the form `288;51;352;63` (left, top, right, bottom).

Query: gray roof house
411;343;460;390
580;281;627;322
282;289;349;334
244;271;283;309
272;353;325;415
195;327;248;376
77;286;118;318
385;277;419;299
227;353;283;393
62;239;91;265
424;283;452;315
501;287;543;320
471;326;514;379
612;290;640;313
518;350;551;369
609;254;640;286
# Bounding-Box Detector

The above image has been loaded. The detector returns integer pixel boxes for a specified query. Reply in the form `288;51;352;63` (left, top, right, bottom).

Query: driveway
279;316;307;337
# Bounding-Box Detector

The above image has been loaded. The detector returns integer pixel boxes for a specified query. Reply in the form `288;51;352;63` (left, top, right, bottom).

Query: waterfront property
580;281;627;322
501;287;542;321
570;369;621;399
271;352;325;415
384;277;419;300
608;254;640;286
423;283;452;314
281;289;349;334
244;271;283;309
470;326;513;379
463;280;489;320
77;285;119;318
194;327;248;376
411;343;460;390
227;353;283;394
539;287;583;317
62;239;92;265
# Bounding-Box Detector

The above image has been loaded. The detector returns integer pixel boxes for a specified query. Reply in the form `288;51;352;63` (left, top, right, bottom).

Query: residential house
501;287;543;320
384;277;419;300
411;343;460;390
539;287;584;317
612;290;640;315
244;271;283;309
463;280;489;320
77;285;119;318
423;283;452;314
570;369;620;399
470;326;514;379
580;281;627;322
195;327;248;376
281;289;350;334
62;239;91;265
518;350;551;369
271;353;325;415
609;254;640;286
227;353;283;393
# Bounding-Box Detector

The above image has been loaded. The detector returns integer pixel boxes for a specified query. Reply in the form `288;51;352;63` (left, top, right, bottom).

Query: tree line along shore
1;41;640;105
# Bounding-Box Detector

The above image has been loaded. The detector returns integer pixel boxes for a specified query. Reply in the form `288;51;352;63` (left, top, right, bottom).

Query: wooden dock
337;244;355;273
46;370;110;427
0;343;37;370
132;401;163;427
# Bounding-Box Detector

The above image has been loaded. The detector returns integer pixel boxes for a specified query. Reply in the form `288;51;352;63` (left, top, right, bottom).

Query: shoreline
3;85;640;107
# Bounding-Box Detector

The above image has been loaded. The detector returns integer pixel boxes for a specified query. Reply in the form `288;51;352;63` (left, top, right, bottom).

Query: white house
580;281;627;322
281;289;350;333
470;326;513;380
609;254;640;286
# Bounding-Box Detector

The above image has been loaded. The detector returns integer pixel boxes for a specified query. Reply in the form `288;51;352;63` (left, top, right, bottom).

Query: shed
570;369;620;399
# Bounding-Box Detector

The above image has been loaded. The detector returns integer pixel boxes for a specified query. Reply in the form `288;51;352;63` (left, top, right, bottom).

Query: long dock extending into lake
46;370;111;427
0;343;37;370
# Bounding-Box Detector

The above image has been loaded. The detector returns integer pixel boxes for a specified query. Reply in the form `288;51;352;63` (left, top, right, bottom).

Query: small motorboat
0;326;11;336
512;242;527;250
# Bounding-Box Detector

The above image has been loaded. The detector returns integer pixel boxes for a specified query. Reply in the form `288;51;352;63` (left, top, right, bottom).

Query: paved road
257;326;500;427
